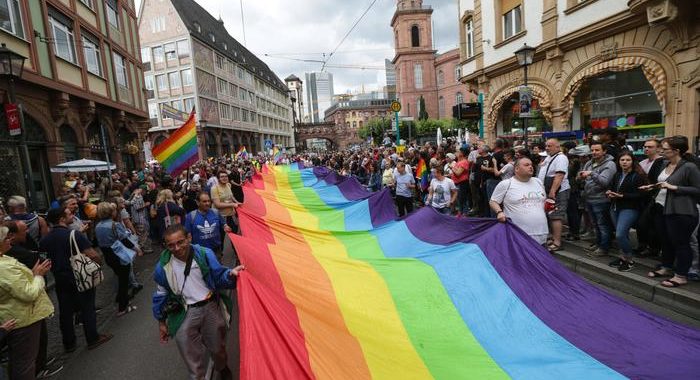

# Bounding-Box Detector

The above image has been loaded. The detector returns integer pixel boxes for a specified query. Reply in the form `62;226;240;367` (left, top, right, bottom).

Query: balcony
398;3;431;11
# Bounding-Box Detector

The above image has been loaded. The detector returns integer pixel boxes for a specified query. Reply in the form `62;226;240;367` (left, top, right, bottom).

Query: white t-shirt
537;153;570;192
429;177;457;209
393;170;415;198
499;162;515;180
655;169;670;206
490;177;549;244
170;256;212;305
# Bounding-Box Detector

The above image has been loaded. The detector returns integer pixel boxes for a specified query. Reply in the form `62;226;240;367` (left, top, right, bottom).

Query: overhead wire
321;0;380;71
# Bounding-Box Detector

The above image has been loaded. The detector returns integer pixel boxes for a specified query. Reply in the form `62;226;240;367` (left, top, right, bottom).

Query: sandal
116;305;137;317
647;269;673;278
547;243;563;252
660;278;687;288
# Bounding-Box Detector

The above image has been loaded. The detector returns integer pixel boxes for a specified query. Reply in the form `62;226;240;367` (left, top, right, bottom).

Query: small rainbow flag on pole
235;145;249;160
151;109;198;176
272;146;282;164
415;157;429;190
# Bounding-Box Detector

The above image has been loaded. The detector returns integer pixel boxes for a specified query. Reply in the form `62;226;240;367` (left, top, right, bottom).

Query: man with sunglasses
152;224;244;380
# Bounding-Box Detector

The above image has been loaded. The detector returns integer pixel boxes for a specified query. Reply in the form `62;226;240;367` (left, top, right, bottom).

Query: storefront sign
4;103;21;136
518;86;532;118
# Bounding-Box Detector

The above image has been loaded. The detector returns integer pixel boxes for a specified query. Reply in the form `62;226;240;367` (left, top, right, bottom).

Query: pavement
47;245;240;380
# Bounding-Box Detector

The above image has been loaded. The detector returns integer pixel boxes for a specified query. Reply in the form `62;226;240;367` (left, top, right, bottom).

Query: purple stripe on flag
403;207;700;379
310;166;396;226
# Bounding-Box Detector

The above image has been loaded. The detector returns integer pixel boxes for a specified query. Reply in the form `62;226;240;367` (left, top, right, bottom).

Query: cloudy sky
137;0;460;94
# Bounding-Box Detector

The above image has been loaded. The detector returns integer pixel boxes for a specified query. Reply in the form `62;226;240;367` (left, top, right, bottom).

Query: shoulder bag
543;154;560;195
110;222;136;265
69;230;104;292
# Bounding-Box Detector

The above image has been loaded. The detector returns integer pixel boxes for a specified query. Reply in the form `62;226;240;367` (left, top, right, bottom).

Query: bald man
537;139;570;251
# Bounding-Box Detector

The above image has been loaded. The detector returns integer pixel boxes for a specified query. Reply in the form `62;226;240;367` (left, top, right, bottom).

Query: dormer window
193;22;201;33
223;42;228;50
209;33;215;42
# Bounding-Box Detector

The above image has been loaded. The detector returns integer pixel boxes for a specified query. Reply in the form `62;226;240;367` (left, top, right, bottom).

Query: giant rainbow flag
151;110;198;176
230;164;700;379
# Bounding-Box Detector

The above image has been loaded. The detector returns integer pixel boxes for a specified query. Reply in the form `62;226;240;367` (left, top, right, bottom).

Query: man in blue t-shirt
183;192;231;258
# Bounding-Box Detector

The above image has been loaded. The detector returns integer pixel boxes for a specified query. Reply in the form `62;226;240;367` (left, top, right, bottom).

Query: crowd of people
1;127;699;379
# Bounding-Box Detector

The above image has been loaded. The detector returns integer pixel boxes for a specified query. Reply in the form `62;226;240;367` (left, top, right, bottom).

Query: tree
359;118;392;145
418;95;429;121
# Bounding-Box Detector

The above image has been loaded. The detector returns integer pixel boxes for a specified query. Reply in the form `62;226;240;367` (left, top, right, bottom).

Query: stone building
0;0;149;210
138;0;294;156
457;0;699;150
391;0;473;121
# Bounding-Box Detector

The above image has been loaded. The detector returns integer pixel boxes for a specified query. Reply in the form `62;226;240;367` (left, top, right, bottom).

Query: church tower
391;0;438;120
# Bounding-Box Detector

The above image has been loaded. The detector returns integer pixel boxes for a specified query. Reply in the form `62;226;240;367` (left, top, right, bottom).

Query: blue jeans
610;208;639;258
587;202;613;251
485;179;501;217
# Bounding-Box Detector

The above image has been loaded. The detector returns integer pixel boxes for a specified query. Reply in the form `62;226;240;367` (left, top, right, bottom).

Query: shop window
411;25;420;47
1;0;24;38
498;92;549;138
573;67;663;150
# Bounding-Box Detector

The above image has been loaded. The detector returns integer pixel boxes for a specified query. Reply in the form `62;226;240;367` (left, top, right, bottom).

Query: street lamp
0;43;34;209
514;43;535;148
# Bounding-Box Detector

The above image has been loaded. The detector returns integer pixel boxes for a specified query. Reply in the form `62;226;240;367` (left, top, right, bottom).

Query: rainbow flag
235;145;249;160
229;164;700;380
415;157;429;190
272;146;282;164
152;110;198;176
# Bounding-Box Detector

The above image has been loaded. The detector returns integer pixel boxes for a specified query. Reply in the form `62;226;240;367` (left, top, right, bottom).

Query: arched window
60;125;78;162
438;96;445;117
456;92;464;104
411;25;420;47
437;70;444;86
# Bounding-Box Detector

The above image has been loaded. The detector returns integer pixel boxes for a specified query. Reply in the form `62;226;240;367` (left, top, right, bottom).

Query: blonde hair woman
0;225;54;379
156;189;185;240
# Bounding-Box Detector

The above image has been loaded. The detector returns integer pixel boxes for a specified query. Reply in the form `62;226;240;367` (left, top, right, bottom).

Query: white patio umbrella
50;159;116;173
458;129;463;144
437;127;442;146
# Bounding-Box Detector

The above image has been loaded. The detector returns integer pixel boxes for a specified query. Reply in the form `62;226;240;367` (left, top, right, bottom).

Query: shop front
496;92;551;146
569;66;664;155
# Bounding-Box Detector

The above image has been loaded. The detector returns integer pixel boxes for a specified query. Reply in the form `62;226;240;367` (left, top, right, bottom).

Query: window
249;91;255;103
1;0;24;37
503;5;522;39
411;25;420;47
465;18;474;58
239;87;246;101
208;32;216;42
183;98;195;113
148;103;158;119
78;0;93;9
414;63;423;89
181;69;192;86
168;71;180;89
217;78;227;94
241;109;249;122
144;74;154;90
176;40;189;58
82;33;101;75
437;70;444;86
152;46;164;63
140;47;151;64
164;43;176;61
455;66;462;82
151;16;165;33
223;42;227;51
438;96;445;116
456;92;464;104
193;22;201;33
172;100;183;111
232;107;240;121
237;66;244;79
229;83;237;96
113;52;127;87
49;14;77;64
106;0;119;29
156;74;168;91
215;55;224;70
219;103;231;119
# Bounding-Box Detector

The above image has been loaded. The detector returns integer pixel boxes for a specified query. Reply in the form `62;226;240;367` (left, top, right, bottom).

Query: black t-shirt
492;150;507;171
230;170;244;203
39;226;92;283
183;190;198;213
6;245;39;270
473;155;495;185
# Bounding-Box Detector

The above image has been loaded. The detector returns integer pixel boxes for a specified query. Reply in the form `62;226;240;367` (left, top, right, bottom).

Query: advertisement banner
4;103;21;136
518;86;532;118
